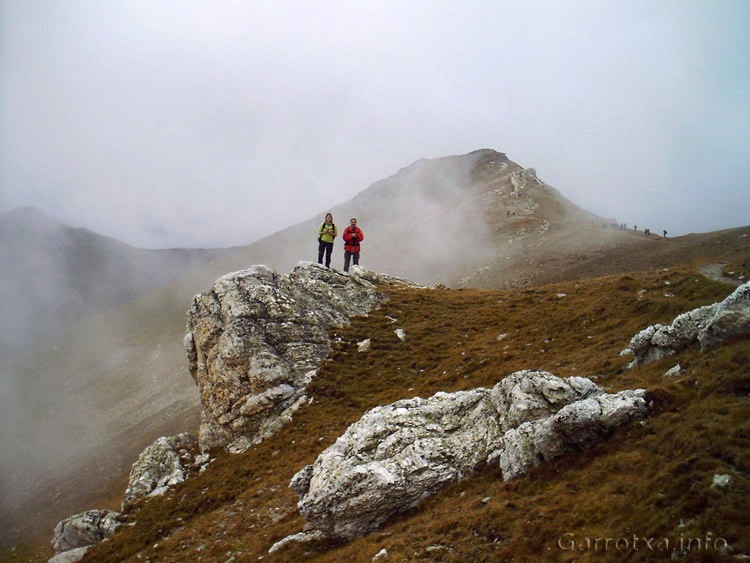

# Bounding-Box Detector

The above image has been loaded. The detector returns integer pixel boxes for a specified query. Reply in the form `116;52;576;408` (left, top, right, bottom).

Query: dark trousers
318;240;333;268
343;250;359;272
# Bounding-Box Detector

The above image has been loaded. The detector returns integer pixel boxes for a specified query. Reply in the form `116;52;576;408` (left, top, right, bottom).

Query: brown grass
76;263;750;563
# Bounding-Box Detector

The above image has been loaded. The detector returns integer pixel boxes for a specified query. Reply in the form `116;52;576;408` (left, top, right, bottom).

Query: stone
712;474;732;488
663;364;683;378
628;282;750;367
51;510;121;555
267;530;328;554
290;370;646;541
357;339;372;352
491;389;647;479
121;432;197;512
185;262;419;451
48;546;92;563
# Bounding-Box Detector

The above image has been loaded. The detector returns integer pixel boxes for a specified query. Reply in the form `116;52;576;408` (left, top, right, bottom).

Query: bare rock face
121;432;197;512
629;281;750;367
51;509;121;555
185;262;418;452
289;370;647;542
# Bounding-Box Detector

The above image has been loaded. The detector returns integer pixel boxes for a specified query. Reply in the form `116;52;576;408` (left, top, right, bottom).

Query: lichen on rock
628;281;750;367
185;262;419;451
288;370;647;543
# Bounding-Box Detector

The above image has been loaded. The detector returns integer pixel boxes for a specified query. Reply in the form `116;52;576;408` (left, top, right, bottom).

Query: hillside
0;206;230;356
2;150;748;559
72;256;750;561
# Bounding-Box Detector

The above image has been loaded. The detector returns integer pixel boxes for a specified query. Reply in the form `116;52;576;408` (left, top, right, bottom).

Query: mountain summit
225;149;643;289
4;150;744;558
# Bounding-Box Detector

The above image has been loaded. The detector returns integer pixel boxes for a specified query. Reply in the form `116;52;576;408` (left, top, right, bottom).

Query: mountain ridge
2;150;748;559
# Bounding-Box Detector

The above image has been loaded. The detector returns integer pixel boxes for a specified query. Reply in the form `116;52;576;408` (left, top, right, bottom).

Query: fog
1;1;749;250
1;0;749;541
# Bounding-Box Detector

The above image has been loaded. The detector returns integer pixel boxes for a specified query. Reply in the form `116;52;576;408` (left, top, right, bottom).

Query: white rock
394;328;406;342
291;370;646;540
122;433;196;512
372;548;389;560
267;530;329;554
48;545;92;563
51;510;121;555
186;262;419;451
663;364;683;378
712;474;732;488
628;282;750;367
357;339;372;352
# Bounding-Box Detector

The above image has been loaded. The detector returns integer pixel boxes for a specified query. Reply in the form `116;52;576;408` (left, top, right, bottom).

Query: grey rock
51;510;121;555
291;370;646;540
121;432;197;512
492;389;647;479
186;262;418;451
628;282;750;367
48;545;92;563
712;474;732;488
268;530;328;554
663;364;683;378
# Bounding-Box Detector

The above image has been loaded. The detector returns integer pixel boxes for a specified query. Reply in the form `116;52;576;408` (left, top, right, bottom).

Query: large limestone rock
51;509;121;555
629;281;750;367
288;370;647;542
185;262;418;451
121;432;197;512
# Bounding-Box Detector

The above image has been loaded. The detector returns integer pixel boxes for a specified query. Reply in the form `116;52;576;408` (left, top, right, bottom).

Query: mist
1;0;749;545
1;1;748;249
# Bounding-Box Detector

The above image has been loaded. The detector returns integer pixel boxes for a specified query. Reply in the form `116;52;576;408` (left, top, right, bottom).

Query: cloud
1;0;748;247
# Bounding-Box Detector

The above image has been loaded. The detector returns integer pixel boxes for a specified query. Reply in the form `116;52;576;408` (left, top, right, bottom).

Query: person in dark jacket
317;213;337;268
342;217;364;272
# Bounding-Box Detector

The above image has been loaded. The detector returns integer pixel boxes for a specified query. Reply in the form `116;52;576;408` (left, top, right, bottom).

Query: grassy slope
80;263;749;562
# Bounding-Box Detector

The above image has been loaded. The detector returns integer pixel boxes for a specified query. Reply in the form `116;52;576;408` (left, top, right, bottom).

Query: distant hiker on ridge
343;217;364;272
317;213;337;269
663;230;668;238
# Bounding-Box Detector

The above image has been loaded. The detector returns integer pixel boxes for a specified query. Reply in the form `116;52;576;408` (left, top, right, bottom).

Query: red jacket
343;226;364;252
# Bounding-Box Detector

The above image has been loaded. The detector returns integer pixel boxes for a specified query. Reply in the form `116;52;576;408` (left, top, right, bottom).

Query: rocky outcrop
287;370;647;542
185;262;419;452
51;510;121;556
48;546;92;563
121;432;197;512
628;281;750;367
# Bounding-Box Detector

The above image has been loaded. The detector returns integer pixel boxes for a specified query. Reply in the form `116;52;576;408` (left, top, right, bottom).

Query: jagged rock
490;389;647;479
663;364;683;378
185;262;419;451
51;510;121;555
121;432;197;512
628;282;750;367
289;370;646;541
357;338;372;352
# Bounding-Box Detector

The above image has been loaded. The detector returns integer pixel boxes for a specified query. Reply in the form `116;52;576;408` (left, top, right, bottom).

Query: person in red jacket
342;217;364;272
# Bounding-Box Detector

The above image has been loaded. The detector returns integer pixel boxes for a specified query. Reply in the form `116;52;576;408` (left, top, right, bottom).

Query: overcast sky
1;0;748;248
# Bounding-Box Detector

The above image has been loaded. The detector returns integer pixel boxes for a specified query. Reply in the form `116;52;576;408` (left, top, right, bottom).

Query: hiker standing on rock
343;218;364;272
317;213;337;269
